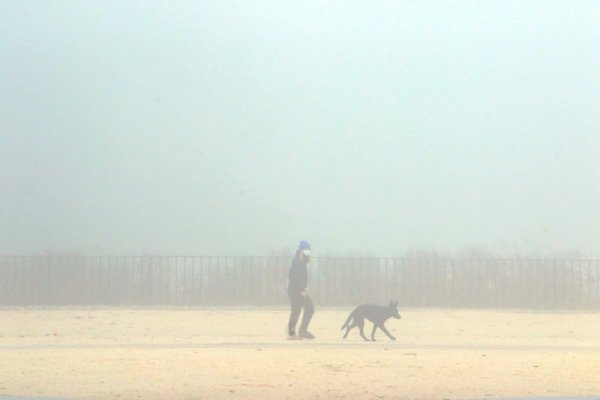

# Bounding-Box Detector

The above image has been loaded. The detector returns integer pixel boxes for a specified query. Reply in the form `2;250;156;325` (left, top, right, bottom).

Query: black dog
341;301;401;341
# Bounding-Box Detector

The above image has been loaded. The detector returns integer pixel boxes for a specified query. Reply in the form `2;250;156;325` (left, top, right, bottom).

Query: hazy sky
2;1;599;257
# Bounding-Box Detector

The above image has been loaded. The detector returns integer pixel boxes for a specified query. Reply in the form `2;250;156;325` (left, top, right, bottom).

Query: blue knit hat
298;240;311;251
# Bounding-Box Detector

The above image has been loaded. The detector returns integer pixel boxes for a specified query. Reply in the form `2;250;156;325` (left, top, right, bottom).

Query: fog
2;1;599;257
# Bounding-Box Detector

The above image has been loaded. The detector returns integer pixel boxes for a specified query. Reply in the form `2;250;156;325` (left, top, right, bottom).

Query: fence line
0;256;599;308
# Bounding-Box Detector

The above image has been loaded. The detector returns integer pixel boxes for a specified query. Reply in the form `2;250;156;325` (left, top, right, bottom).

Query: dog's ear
393;301;398;307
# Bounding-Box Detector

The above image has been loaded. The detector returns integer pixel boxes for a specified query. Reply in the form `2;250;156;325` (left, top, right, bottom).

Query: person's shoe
299;330;315;340
287;333;302;340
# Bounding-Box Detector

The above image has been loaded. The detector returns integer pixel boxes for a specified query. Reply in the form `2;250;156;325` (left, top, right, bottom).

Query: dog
341;301;401;341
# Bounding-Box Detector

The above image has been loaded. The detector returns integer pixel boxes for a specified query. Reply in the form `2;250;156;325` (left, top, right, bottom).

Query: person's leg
287;291;302;336
298;295;315;335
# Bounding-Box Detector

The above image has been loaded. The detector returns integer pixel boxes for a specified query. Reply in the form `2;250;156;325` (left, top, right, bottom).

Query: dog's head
389;301;401;319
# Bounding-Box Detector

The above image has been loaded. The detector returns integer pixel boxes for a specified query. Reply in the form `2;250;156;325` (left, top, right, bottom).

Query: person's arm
288;260;303;292
298;261;308;296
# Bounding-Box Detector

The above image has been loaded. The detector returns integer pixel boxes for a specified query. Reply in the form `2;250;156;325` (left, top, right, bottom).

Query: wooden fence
1;256;599;308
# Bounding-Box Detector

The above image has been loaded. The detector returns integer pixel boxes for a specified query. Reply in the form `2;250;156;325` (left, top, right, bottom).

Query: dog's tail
340;312;353;330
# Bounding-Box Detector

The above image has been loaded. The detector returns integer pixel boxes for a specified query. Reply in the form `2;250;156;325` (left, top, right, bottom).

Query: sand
0;307;599;399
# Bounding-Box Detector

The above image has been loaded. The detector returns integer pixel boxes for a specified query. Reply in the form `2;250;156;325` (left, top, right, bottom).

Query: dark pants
287;289;315;335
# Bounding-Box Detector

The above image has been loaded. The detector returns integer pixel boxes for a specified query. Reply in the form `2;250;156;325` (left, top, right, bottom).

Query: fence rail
1;256;599;308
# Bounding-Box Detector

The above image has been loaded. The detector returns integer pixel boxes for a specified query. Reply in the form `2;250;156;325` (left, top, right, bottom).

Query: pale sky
1;0;599;257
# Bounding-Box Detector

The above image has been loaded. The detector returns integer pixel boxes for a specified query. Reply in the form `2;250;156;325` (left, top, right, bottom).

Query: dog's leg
379;324;396;341
370;323;378;341
343;322;355;339
358;320;370;341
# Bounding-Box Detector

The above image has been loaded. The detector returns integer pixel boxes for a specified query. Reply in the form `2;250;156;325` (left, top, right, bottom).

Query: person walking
287;240;315;339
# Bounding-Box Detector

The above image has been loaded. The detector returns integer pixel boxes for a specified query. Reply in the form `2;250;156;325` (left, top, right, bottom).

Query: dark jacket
288;254;308;293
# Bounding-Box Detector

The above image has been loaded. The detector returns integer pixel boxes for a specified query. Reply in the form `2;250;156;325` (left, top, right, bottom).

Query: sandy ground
0;307;599;400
